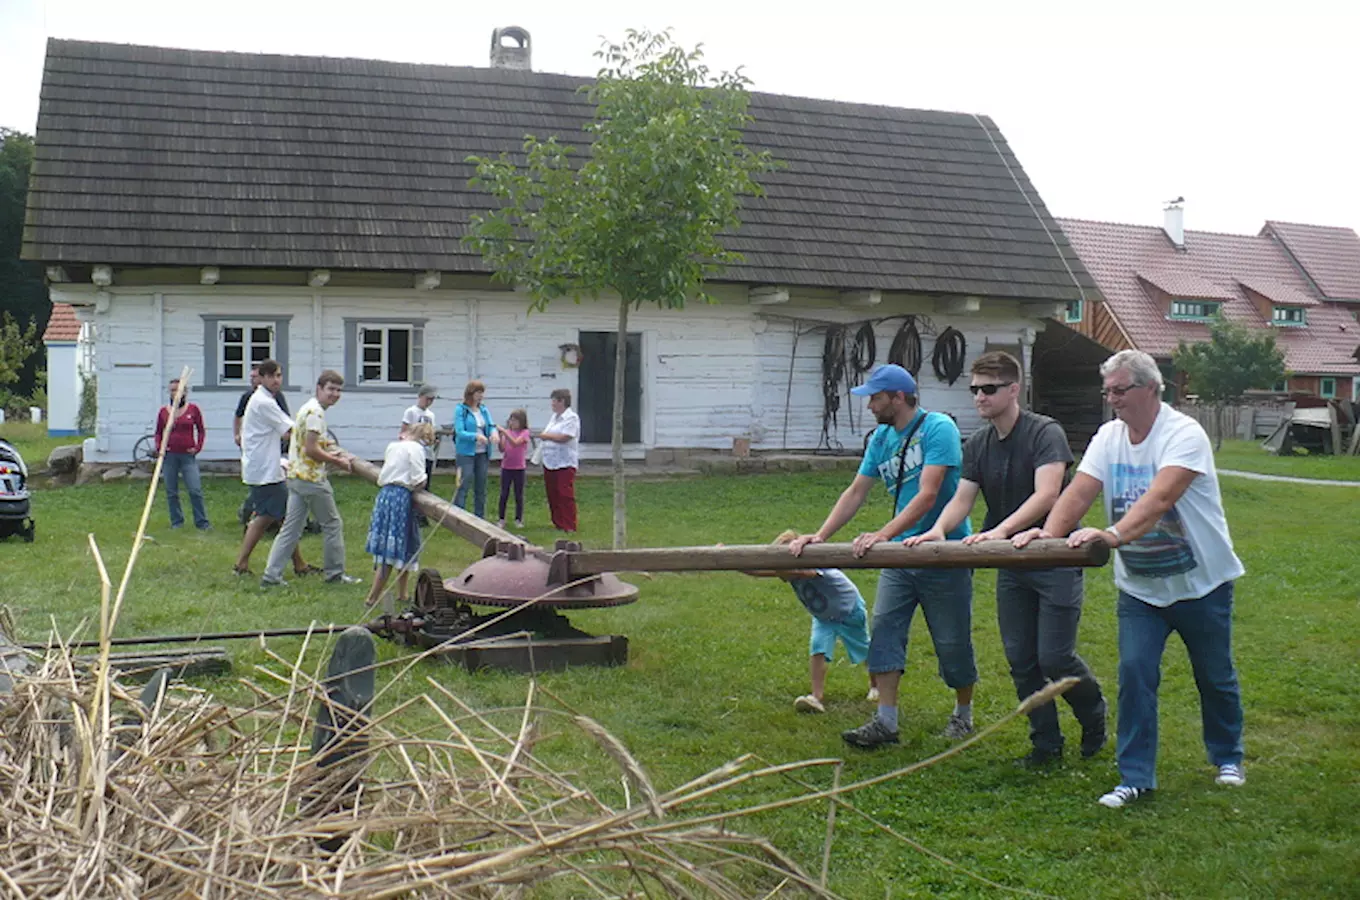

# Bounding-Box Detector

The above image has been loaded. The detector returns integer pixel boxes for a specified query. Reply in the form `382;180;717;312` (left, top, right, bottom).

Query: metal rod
21;625;354;651
565;538;1109;576
346;456;518;549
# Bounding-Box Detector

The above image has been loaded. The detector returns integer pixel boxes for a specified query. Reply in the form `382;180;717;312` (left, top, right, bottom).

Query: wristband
1105;525;1123;546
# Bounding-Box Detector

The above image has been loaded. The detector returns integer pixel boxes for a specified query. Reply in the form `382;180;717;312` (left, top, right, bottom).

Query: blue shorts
810;601;870;664
868;567;976;688
248;481;288;521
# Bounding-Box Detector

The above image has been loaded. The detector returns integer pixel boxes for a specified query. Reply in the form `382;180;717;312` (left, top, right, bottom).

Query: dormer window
1170;300;1221;321
1272;306;1306;326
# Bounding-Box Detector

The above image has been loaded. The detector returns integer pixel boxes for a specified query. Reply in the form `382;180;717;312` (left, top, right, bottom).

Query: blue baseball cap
851;364;917;397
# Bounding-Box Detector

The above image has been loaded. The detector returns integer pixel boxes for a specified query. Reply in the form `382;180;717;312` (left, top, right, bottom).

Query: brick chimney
490;27;531;71
1163;197;1185;250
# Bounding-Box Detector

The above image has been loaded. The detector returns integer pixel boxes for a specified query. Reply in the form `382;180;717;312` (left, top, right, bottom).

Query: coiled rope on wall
887;317;922;377
932;327;967;385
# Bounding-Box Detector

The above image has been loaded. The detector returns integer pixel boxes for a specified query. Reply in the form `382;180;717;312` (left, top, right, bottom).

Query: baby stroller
0;439;35;542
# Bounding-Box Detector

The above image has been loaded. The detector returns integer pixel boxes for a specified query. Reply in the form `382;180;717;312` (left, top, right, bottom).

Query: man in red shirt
155;378;210;530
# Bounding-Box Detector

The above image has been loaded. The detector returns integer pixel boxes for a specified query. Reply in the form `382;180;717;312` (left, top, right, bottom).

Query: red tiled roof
42;302;81;343
1137;269;1236;301
1236;276;1319;308
1057;218;1360;376
1263;221;1360;301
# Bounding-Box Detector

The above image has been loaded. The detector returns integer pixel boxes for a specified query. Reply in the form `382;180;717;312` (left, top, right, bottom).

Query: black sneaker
1080;723;1108;758
842;717;899;749
1014;746;1063;769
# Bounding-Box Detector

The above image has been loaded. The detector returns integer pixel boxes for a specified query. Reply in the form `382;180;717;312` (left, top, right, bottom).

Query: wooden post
564;538;1109;577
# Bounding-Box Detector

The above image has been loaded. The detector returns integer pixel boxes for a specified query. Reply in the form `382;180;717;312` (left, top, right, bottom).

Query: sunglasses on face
968;382;1014;396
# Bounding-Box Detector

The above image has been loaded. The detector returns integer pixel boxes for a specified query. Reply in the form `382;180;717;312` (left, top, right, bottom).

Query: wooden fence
1176;403;1289;443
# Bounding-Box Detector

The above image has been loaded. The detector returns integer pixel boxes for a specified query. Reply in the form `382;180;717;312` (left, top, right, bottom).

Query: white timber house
24;34;1097;465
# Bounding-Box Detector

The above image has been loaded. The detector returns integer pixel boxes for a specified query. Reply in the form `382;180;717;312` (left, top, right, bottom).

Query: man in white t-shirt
1014;350;1245;809
232;359;313;577
402;384;439;526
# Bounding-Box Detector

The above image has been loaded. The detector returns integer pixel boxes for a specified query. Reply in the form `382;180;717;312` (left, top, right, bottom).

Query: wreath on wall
558;343;584;368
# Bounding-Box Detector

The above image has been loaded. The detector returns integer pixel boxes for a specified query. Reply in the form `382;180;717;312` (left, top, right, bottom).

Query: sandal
294;564;325;576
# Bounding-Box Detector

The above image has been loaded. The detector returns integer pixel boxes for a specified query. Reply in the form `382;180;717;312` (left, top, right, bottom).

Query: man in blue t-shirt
790;364;977;749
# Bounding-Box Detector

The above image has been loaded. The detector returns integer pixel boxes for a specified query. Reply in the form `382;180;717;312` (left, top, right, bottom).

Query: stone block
47;444;83;474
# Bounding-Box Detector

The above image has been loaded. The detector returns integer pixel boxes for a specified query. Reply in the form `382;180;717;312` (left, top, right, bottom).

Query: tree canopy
0;128;50;395
464;30;778;547
1173;319;1287;404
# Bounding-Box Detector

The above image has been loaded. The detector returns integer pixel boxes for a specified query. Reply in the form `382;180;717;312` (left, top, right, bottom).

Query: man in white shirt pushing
1014;349;1246;809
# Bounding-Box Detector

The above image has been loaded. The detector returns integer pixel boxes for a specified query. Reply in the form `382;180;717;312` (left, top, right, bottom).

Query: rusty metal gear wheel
413;568;450;615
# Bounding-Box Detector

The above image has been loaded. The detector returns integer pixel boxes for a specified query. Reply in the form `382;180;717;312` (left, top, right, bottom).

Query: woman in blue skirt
365;422;434;611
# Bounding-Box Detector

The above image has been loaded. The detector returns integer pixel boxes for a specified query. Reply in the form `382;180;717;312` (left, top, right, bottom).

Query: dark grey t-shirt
961;410;1073;532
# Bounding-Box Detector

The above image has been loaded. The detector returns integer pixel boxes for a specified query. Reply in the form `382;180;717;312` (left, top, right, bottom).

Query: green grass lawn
1215;438;1360;481
2;428;1358;897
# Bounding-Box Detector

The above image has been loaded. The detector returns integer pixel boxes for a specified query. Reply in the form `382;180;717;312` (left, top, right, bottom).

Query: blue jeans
454;453;489;519
162;452;209;529
868;567;976;688
1115;581;1244;789
996;568;1106;753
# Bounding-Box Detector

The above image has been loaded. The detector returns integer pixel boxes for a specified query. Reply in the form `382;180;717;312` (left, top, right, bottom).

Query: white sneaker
865;686;880;703
1215;764;1246;787
1098;785;1145;808
793;694;825;714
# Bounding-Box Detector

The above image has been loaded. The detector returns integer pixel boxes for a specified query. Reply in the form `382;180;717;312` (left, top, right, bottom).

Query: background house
1056;204;1360;402
40;301;92;436
22;34;1097;464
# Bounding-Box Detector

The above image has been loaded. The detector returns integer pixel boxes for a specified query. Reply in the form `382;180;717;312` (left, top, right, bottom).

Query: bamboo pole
565;538;1109;576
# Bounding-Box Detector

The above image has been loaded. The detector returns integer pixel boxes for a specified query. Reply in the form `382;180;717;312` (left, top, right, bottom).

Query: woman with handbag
538;388;580;532
451;380;498;518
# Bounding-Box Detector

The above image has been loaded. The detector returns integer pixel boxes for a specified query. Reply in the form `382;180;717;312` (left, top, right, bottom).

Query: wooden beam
1021;301;1065;318
936;296;981;315
748;285;790;305
840;289;882;308
565;538;1108;577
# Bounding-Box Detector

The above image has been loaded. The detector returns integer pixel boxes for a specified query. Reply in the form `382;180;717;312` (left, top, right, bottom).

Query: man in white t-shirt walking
1014;350;1245;809
232;359;314;577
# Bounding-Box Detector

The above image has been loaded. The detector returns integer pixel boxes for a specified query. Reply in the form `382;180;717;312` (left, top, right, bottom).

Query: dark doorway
577;331;643;443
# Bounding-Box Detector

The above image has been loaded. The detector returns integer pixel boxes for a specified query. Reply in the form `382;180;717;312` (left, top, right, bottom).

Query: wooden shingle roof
23;39;1094;302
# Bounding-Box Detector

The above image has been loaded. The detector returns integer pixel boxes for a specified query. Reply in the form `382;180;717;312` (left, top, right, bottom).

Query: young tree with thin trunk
1173;319;1286;449
465;30;777;548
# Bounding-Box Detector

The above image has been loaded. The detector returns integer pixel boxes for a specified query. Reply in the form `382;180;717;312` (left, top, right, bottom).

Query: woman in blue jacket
452;379;498;518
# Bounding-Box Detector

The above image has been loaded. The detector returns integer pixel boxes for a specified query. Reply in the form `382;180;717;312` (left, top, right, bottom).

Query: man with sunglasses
907;351;1107;768
1014;350;1245;809
789;363;976;749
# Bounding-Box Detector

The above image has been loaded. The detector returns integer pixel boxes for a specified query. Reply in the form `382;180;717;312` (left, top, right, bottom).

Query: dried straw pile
0;376;1066;898
0;634;846;899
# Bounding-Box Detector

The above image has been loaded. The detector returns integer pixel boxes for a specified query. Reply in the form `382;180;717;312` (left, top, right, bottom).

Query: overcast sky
2;0;1356;236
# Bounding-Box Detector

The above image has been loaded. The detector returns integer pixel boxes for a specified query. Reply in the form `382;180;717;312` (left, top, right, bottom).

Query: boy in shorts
742;530;876;713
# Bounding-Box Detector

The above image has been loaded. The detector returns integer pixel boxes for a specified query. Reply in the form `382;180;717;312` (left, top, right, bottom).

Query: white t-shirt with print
1077;402;1244;606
